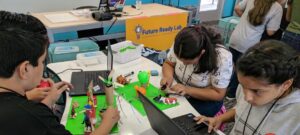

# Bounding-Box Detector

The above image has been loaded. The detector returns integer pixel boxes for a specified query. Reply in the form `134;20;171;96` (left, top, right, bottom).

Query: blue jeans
282;31;300;51
187;97;223;117
227;47;243;98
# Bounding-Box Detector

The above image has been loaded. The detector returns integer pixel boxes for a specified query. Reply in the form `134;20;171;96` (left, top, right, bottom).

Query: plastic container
136;0;142;10
48;39;99;63
76;51;106;66
110;41;143;64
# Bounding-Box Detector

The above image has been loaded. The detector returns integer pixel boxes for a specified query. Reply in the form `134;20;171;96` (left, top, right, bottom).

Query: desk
32;3;189;43
47;57;200;135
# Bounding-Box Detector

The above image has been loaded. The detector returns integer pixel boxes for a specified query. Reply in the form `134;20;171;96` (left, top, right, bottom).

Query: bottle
136;0;142;10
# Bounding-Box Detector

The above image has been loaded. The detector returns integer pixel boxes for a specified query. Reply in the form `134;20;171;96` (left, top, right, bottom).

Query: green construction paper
65;96;119;134
115;81;179;116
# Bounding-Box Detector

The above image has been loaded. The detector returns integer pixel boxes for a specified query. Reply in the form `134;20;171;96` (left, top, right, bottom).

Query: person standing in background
282;0;300;51
227;0;283;99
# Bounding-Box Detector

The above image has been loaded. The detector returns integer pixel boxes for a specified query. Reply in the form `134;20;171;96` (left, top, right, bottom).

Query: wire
104;16;118;35
122;11;143;16
117;95;127;118
56;68;83;75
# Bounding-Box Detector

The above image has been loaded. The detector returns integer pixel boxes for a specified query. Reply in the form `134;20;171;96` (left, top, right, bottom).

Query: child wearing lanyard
161;25;233;117
195;40;300;135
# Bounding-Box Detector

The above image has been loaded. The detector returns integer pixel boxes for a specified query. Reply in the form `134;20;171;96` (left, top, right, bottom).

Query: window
200;0;219;11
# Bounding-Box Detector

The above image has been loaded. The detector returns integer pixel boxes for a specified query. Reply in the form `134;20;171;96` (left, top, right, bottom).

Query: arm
186;86;226;101
286;1;292;22
162;61;175;80
161;60;175;87
266;5;283;36
217;108;236;123
92;119;115;135
91;107;120;135
266;30;276;36
194;108;236;133
234;5;244;17
235;0;248;17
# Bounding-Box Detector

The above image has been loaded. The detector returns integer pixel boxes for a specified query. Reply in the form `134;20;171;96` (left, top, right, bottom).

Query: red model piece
153;95;177;104
37;80;50;88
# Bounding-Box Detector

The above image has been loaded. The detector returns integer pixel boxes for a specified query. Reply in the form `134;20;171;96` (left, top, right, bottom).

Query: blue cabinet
222;0;236;17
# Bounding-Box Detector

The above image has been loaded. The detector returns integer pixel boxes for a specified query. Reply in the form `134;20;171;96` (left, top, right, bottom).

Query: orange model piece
134;85;146;95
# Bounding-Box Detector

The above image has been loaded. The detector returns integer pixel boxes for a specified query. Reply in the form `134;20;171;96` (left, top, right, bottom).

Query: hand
26;87;51;102
41;79;73;108
100;106;120;126
194;116;223;133
170;83;188;96
160;76;173;88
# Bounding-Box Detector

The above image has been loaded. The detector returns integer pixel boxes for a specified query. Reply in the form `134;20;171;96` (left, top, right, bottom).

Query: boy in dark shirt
0;11;119;135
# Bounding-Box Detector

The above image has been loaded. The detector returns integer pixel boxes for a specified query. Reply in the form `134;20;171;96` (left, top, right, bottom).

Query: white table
32;3;189;43
47;57;200;135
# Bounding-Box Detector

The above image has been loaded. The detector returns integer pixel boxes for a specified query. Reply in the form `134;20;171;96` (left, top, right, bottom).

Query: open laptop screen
107;40;113;71
138;92;186;135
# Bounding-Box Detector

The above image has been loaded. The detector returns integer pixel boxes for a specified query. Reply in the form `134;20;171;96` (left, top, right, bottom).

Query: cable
104;16;118;35
122;11;143;16
56;68;83;75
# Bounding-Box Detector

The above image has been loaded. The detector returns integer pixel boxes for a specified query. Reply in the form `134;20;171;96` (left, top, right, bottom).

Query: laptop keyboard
84;71;106;89
70;71;109;96
172;113;207;135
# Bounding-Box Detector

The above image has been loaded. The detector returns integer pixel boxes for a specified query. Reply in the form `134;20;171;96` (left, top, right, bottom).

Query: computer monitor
110;0;119;6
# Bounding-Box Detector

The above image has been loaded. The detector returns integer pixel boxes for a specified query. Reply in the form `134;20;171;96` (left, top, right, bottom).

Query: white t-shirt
230;0;283;53
167;45;233;89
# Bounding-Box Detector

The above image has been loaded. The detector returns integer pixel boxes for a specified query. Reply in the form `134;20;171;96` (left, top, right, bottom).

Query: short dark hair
174;25;219;73
0;11;47;35
0;28;48;78
237;40;300;88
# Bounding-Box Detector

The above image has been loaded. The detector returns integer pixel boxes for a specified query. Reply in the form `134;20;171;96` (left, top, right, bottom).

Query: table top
47;56;200;135
31;3;188;30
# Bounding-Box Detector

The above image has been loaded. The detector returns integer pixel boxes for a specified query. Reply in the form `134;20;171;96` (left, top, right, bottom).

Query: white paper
45;13;79;23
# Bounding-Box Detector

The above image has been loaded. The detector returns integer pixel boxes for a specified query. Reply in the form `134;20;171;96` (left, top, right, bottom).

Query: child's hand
194;115;222;133
160;76;173;89
170;83;188;96
26;87;50;102
41;79;73;108
101;106;120;126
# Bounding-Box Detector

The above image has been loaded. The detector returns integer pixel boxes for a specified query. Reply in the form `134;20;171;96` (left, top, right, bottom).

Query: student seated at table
0;10;52;102
160;25;233;117
195;40;300;135
0;13;120;135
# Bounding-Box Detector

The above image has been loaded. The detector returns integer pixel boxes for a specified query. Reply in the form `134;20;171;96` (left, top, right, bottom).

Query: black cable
104;16;118;35
57;68;83;75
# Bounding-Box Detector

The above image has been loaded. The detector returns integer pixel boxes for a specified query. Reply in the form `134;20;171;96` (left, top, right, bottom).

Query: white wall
0;0;99;13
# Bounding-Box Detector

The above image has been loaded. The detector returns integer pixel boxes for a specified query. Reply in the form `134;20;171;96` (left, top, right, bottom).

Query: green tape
115;81;179;116
65;96;119;134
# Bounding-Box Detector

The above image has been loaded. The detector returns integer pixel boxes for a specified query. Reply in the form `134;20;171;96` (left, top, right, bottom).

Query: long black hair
174;25;221;74
237;40;300;88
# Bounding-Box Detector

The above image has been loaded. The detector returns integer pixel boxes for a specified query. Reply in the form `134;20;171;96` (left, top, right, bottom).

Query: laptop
69;43;113;96
138;92;210;135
